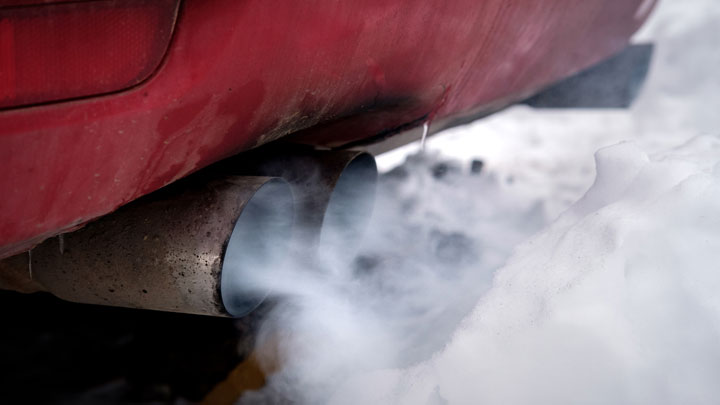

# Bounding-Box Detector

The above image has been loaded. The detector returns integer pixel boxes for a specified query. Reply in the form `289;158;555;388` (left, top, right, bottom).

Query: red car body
0;0;654;258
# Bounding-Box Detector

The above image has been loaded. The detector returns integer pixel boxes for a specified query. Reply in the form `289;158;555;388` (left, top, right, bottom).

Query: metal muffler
0;176;294;317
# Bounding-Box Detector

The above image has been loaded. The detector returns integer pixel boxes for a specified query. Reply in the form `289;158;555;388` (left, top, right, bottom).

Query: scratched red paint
0;0;655;258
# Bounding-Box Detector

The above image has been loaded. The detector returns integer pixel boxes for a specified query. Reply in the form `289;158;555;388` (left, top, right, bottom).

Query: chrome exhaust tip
317;151;377;262
220;178;293;317
231;147;378;262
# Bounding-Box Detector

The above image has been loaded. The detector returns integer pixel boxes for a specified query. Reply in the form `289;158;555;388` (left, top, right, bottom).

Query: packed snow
241;1;720;404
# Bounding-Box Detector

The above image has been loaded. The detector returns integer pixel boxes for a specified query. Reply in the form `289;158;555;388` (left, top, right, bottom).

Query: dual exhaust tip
0;149;377;317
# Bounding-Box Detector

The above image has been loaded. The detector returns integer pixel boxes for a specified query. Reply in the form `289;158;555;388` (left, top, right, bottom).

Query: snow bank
331;137;720;405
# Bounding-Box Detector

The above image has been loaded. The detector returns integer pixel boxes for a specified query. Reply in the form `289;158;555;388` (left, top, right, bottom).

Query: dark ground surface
0;290;264;403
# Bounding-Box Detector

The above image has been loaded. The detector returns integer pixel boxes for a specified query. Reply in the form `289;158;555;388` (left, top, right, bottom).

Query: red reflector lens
0;0;178;109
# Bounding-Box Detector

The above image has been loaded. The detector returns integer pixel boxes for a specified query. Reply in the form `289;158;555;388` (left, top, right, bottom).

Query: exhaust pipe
0;147;375;316
0;176;294;317
231;146;378;262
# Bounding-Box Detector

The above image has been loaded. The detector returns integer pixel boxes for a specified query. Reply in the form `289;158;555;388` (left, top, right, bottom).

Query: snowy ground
242;1;720;404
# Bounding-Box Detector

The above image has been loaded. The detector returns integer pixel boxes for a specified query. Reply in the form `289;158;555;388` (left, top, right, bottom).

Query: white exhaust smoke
236;136;720;405
231;0;720;403
328;137;720;405
236;150;550;404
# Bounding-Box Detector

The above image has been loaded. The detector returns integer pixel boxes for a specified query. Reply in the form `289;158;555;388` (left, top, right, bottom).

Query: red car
0;0;654;316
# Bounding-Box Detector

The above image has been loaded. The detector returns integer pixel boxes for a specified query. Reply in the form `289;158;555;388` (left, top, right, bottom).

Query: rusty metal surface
5;175;292;316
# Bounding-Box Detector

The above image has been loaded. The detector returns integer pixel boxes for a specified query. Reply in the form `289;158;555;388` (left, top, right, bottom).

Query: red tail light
0;0;179;109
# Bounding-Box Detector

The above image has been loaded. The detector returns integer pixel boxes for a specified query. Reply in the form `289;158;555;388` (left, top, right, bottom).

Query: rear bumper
0;0;655;257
